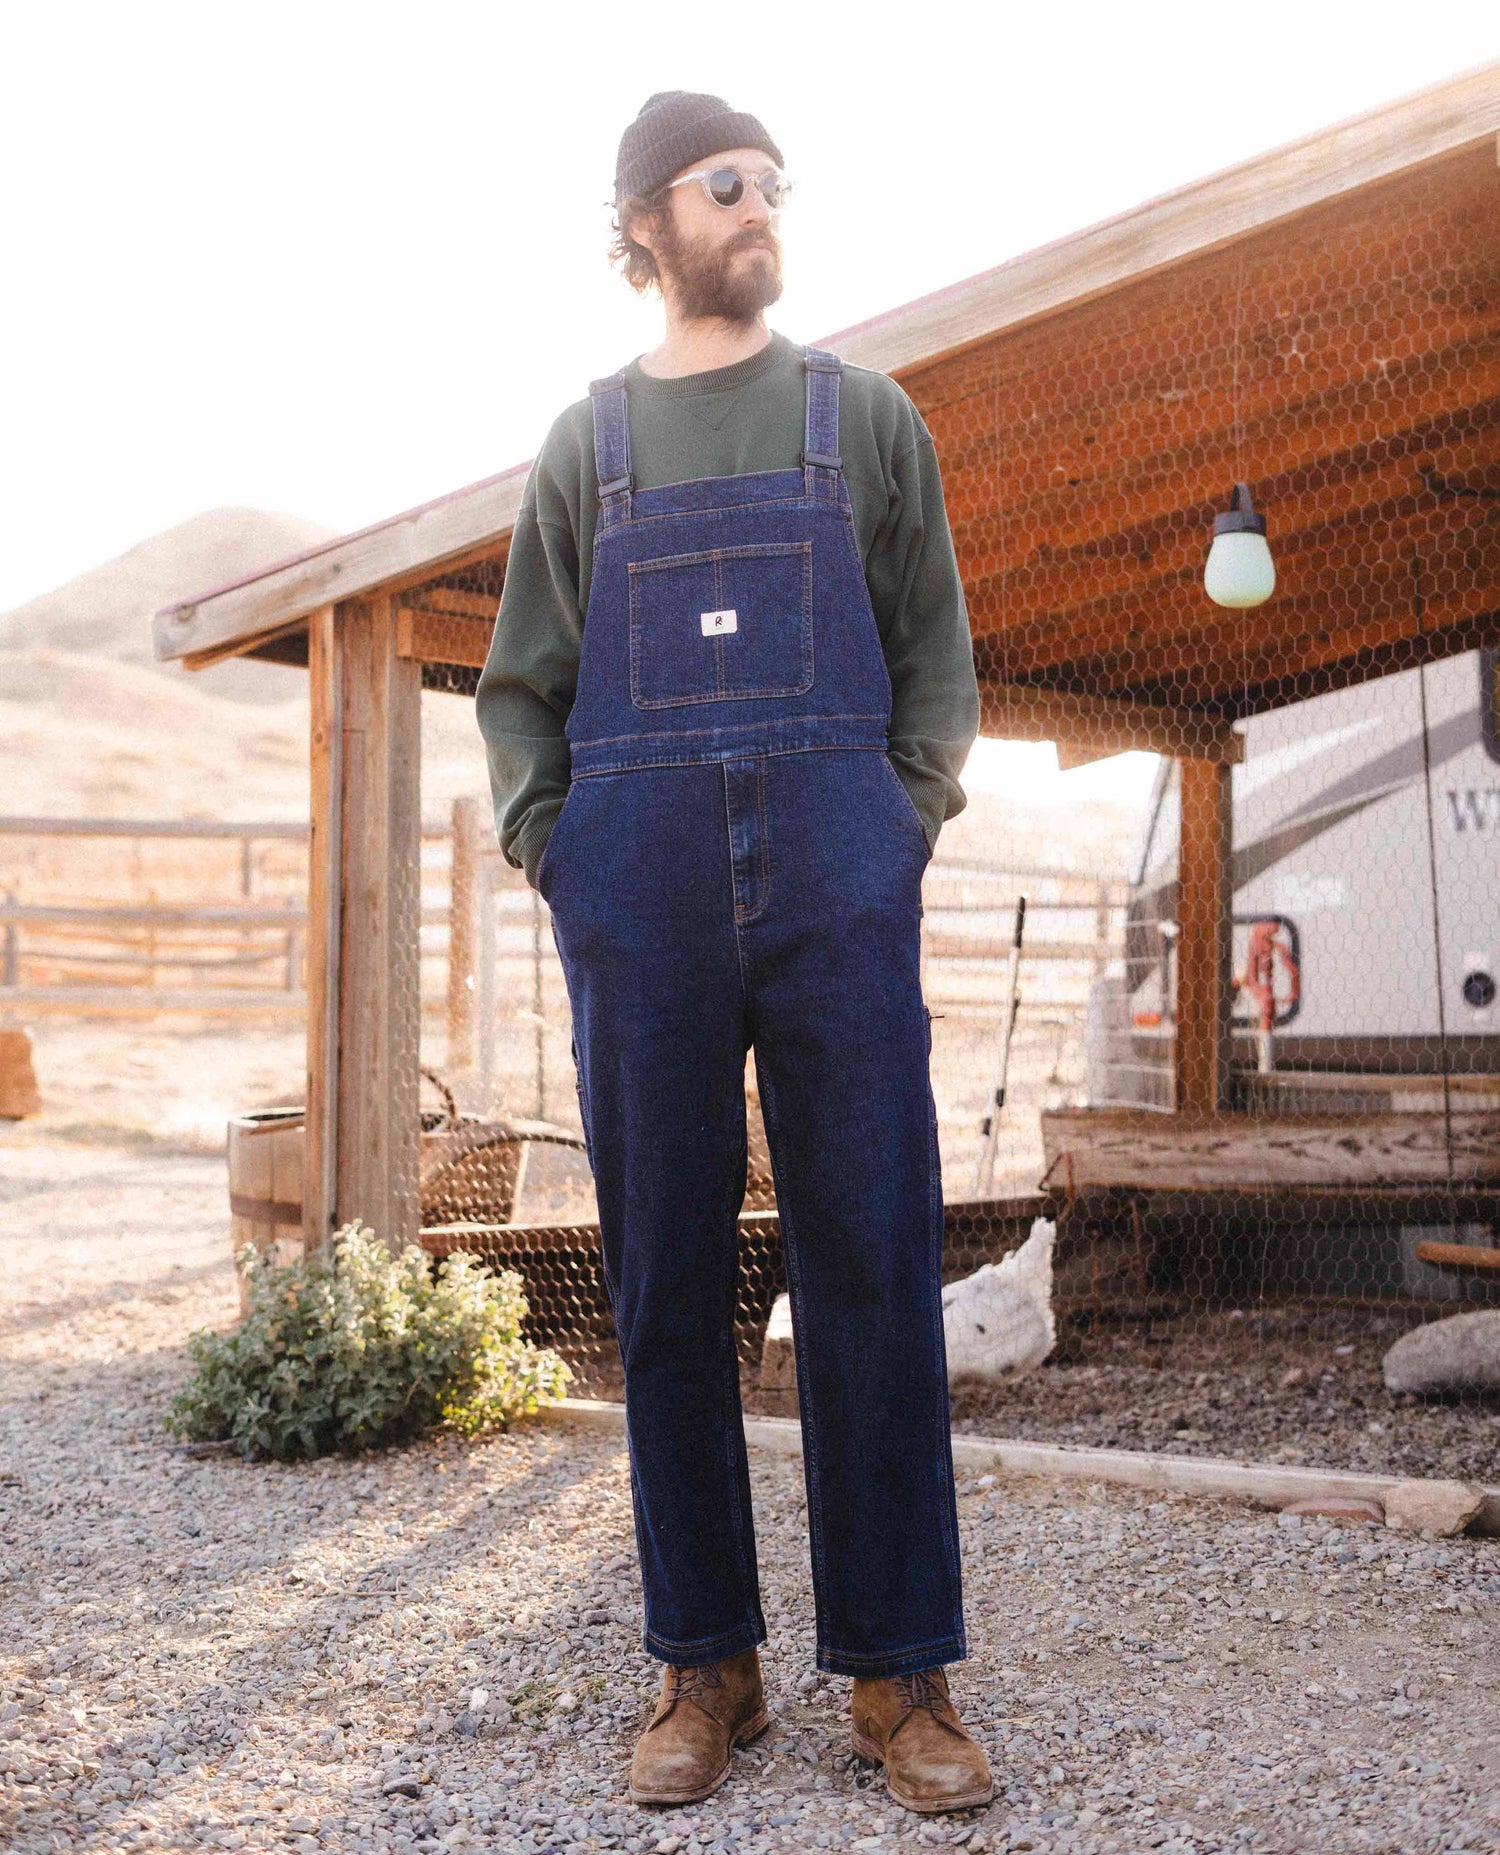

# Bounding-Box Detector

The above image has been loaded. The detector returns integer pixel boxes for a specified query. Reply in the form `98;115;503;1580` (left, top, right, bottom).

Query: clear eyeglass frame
666;166;793;211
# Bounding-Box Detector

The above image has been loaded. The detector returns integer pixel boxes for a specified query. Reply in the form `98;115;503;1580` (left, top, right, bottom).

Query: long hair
608;185;672;294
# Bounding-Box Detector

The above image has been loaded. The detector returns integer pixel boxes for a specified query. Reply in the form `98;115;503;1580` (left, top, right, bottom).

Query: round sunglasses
666;165;793;211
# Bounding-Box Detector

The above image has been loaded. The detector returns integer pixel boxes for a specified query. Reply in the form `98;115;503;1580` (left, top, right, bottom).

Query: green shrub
165;1221;572;1460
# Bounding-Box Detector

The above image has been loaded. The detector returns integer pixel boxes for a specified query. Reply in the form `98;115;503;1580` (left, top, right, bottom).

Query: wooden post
476;854;498;1103
303;597;422;1256
303;606;341;1256
446;794;487;1070
1174;756;1233;1114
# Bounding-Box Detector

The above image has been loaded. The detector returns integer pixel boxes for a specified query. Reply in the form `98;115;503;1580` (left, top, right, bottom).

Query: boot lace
898;1668;949;1720
666;1662;725;1708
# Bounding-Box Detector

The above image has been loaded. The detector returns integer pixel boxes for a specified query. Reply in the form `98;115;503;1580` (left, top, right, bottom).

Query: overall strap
801;347;843;502
588;371;634;523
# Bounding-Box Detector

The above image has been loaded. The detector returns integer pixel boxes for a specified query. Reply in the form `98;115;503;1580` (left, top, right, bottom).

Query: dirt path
2;1138;1498;1854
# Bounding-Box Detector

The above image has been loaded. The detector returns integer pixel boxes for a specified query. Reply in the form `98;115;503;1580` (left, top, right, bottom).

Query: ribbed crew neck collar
624;330;800;398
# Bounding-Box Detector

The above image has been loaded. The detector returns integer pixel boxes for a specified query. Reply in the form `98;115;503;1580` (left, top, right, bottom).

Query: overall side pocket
876;753;934;867
534;779;582;903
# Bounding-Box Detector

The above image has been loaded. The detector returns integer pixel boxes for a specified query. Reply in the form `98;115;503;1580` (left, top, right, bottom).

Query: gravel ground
3;1138;1499;1855
946;1307;1500;1485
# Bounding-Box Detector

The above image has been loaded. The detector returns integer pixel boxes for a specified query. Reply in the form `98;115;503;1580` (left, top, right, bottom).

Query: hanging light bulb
1204;482;1276;608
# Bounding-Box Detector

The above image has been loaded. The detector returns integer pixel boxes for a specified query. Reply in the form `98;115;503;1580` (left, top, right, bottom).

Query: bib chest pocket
628;541;814;710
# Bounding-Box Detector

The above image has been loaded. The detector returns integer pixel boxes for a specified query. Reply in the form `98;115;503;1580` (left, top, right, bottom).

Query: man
476;91;989;1816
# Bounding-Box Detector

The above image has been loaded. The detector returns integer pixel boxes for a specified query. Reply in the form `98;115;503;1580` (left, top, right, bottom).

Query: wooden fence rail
0;816;454;1013
0;900;309;1004
0;814;1128;1029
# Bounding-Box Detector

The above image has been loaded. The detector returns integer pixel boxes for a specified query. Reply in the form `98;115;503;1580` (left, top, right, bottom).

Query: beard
653;216;784;323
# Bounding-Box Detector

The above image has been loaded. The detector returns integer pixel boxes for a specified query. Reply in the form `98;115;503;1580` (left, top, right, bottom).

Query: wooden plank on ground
1414;1239;1500;1275
1041;1107;1500;1189
543;1399;1500;1536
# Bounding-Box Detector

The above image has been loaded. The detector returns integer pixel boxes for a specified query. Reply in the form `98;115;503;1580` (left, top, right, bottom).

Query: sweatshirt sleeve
865;407;981;855
474;427;587;890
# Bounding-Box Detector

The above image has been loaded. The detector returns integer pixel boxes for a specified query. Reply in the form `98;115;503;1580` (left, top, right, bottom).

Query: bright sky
4;4;1497;803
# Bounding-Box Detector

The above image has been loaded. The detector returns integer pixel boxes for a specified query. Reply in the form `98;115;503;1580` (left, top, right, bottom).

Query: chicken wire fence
392;145;1498;1488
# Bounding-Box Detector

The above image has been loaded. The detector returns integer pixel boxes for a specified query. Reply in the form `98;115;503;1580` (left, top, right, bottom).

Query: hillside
0;507;336;704
0;651;310;819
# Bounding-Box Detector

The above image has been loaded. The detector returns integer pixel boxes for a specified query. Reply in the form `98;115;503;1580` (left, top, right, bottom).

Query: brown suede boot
628;1646;770;1806
850;1666;994;1813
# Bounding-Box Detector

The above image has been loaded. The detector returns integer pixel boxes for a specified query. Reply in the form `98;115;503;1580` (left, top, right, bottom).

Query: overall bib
536;348;967;1678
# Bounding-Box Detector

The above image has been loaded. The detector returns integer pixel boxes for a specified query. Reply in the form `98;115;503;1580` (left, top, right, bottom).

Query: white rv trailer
1092;651;1499;1108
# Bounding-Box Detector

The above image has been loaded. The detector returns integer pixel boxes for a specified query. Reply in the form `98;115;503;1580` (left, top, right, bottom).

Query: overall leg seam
926;1074;967;1647
754;1061;833;1657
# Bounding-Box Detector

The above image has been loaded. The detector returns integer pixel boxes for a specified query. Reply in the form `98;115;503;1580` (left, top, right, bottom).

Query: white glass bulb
1204;530;1276;608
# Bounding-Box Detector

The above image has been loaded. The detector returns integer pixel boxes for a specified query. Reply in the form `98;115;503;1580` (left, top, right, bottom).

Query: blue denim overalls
535;347;966;1679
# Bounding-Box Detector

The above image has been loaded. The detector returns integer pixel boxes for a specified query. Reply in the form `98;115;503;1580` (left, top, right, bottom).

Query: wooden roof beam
154;471;525;668
979;686;1243;763
831;63;1500;380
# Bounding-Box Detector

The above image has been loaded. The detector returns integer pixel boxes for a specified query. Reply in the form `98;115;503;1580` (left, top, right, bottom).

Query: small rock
1280;1496;1385;1526
1382;1480;1484;1537
1382;1310;1500;1394
383;1778;424;1799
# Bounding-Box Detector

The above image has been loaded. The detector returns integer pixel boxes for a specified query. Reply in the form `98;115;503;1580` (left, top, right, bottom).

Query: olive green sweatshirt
475;329;980;889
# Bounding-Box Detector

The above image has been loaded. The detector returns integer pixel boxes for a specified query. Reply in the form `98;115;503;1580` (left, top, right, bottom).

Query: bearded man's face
645;169;785;323
653;212;783;321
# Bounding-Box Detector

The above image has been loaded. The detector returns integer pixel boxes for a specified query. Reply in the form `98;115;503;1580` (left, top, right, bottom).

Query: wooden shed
154;64;1500;1254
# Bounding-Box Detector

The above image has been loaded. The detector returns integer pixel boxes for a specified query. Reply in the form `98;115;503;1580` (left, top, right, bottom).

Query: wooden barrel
227;1108;305;1313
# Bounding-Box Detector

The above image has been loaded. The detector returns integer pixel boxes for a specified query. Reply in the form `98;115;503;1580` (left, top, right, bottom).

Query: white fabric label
700;608;738;636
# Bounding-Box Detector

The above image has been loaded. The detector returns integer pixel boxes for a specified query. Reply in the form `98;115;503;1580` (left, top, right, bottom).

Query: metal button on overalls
536;348;966;1679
